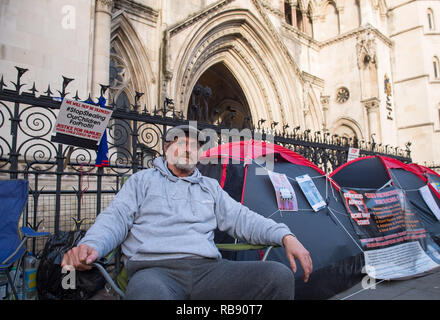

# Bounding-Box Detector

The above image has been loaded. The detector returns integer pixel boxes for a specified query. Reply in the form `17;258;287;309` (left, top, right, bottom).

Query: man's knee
261;261;295;299
124;268;186;300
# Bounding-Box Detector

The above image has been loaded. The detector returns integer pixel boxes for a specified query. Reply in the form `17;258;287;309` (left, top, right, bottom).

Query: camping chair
92;243;277;300
0;180;51;300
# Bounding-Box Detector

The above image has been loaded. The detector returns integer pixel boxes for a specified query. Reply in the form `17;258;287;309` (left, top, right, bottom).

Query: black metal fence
0;67;412;251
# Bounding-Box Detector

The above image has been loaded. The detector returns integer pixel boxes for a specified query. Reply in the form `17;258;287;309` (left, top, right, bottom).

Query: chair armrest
215;243;279;261
215;243;279;251
20;227;50;238
92;262;125;299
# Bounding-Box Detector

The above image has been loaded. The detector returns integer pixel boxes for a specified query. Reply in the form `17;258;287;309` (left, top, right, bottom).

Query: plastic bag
36;230;105;300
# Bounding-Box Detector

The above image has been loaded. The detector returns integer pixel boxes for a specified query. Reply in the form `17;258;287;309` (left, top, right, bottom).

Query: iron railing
0;67;412;252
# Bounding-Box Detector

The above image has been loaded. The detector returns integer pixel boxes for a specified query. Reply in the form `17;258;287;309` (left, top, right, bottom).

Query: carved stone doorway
187;62;252;129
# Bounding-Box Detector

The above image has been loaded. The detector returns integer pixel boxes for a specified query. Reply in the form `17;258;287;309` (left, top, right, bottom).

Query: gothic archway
187;63;252;129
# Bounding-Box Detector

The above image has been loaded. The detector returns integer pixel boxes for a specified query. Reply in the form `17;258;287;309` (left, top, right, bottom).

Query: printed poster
52;99;113;150
295;174;326;212
342;185;440;279
267;171;298;211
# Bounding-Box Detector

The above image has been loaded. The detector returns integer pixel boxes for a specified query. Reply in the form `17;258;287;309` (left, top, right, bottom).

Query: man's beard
174;162;197;173
172;155;198;173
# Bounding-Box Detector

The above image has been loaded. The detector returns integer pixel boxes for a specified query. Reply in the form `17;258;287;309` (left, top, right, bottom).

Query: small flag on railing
85;96;109;167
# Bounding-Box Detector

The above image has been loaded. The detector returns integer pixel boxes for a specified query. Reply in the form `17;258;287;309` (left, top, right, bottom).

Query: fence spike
11;67;28;93
58;76;74;98
73;90;81;101
0;75;5;91
29;82;38;96
44;84;53;97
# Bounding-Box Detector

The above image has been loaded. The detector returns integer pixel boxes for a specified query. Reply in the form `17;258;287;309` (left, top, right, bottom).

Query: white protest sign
53;99;113;143
347;147;360;162
419;185;440;221
364;241;440;280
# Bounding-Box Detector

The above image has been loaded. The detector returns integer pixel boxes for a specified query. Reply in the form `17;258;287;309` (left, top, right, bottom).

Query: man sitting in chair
62;125;313;300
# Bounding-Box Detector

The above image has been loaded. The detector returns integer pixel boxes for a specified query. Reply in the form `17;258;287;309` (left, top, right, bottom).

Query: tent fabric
409;163;440;185
202;140;324;173
201;140;341;191
198;140;364;300
332;155;440;200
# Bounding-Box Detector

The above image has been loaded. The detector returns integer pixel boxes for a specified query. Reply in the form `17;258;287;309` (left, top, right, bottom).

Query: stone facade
0;0;439;164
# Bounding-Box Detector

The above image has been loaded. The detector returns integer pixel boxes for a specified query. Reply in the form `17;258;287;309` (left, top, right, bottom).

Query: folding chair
0;180;50;300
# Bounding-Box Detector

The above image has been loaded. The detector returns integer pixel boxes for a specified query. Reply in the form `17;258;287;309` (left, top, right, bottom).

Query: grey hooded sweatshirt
78;157;293;262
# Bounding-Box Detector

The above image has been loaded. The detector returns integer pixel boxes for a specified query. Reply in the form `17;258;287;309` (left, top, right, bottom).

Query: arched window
324;1;340;38
433;56;440;79
427;8;435;31
296;3;303;30
284;1;293;25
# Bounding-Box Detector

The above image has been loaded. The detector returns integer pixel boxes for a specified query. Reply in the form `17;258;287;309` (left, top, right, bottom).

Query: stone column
300;9;306;32
91;0;114;99
290;1;297;28
363;97;381;142
320;95;330;130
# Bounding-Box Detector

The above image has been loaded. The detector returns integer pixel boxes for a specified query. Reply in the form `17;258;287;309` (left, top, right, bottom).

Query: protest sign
267;171;298;211
51;99;113;150
295;174;326;212
347;148;360;162
342;185;440;279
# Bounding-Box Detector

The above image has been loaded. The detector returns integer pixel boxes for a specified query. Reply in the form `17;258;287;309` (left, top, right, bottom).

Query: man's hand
282;234;313;283
61;244;99;271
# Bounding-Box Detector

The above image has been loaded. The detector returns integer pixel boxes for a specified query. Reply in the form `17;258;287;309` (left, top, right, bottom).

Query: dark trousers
125;258;295;300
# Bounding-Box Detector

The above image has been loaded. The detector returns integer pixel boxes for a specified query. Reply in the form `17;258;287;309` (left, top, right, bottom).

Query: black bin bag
36;230;105;300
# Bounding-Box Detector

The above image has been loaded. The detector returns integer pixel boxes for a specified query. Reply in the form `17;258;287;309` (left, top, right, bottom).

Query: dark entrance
188;63;252;129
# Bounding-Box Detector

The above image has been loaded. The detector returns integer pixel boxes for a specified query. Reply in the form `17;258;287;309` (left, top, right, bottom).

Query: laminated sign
267;171;298;211
342;185;440;279
295;174;326;212
347;148;360;162
51;99;113;150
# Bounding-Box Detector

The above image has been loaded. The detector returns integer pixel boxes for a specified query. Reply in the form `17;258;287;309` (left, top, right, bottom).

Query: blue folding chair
0;180;50;300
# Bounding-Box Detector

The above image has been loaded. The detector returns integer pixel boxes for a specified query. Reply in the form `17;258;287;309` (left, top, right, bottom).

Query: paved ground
92;267;440;300
90;265;440;300
329;268;440;300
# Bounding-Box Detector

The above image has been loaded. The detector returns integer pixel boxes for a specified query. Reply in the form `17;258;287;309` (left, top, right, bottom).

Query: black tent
410;163;440;191
198;140;363;299
330;155;440;246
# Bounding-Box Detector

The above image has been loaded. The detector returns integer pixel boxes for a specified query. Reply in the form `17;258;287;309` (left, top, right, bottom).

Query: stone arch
331;117;364;142
169;8;304;131
316;0;340;39
111;12;156;109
